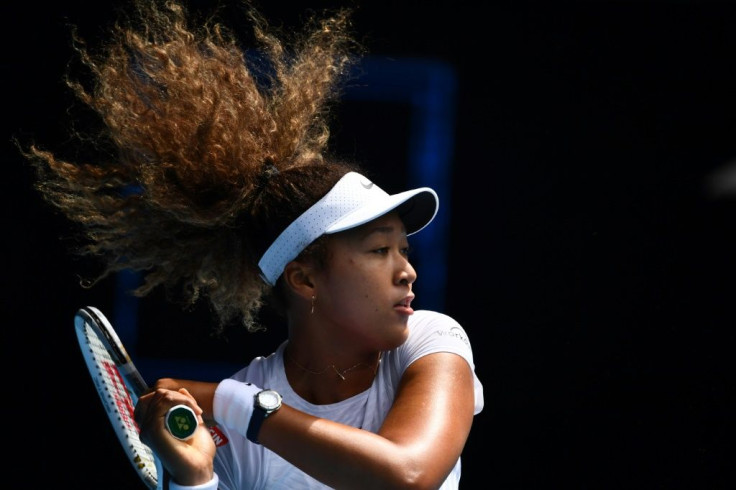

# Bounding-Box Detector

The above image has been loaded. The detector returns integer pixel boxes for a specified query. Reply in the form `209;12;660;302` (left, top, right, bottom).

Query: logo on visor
360;178;374;189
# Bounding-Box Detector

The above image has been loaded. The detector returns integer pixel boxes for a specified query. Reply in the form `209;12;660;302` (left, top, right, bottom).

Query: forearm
260;406;435;489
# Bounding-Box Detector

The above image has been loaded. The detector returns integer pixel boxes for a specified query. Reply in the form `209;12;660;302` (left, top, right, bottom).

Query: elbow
390;475;445;490
386;459;451;490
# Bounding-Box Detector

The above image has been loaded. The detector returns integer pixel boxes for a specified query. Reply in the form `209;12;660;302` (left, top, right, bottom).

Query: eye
401;245;412;257
373;247;390;255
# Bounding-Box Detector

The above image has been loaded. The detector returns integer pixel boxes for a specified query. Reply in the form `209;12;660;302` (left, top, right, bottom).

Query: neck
283;343;382;404
286;348;382;380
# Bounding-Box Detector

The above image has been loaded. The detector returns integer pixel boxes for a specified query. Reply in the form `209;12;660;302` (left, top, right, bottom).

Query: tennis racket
74;306;198;489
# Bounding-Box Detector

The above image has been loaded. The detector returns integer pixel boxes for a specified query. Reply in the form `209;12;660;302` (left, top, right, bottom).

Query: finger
177;388;204;415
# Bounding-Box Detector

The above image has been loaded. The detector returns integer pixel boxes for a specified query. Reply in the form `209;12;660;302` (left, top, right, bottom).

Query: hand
150;378;219;424
134;387;216;486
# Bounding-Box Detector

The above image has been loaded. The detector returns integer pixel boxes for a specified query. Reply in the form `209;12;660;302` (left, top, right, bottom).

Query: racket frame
75;306;165;490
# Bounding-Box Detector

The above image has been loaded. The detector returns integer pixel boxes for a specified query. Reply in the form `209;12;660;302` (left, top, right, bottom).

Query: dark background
4;1;735;488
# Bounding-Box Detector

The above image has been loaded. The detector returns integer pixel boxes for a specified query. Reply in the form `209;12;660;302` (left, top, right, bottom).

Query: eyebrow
369;225;393;234
360;224;407;239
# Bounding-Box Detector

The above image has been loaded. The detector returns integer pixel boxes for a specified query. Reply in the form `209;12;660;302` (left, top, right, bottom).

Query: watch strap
246;402;267;444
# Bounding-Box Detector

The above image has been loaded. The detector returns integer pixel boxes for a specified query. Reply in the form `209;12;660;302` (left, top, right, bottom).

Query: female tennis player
22;1;484;488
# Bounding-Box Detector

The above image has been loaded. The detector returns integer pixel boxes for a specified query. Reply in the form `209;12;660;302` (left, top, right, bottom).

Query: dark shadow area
5;1;735;488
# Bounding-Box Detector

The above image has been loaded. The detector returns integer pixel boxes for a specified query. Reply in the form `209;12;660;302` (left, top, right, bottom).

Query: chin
387;325;410;349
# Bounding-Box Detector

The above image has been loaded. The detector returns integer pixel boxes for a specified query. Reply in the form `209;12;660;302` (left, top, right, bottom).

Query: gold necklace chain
286;350;383;381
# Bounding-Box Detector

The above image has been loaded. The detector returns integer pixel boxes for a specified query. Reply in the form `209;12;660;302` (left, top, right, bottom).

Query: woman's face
313;211;418;351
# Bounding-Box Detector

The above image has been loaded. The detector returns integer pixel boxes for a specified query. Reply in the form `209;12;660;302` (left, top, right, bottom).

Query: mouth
394;295;415;316
396;295;414;308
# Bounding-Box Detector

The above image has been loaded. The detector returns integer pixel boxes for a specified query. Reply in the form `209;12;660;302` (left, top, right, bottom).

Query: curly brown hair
20;0;362;332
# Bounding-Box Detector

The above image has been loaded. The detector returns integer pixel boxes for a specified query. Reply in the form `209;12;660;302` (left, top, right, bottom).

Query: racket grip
165;405;199;440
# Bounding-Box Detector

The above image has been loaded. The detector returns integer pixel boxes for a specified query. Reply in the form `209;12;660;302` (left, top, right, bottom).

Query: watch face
258;390;282;411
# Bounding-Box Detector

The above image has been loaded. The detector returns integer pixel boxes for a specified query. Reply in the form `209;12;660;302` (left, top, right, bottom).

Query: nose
396;257;417;286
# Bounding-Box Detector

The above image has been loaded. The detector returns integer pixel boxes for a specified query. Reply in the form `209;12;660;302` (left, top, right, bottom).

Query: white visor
258;172;439;285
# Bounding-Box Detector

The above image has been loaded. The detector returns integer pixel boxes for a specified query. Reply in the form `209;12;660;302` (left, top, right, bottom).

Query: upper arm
377;351;476;484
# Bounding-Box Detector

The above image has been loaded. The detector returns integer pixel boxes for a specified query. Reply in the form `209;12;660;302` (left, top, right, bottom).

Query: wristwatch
246;389;282;444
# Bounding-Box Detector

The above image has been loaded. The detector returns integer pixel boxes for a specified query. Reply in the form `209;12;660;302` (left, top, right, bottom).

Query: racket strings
79;322;159;488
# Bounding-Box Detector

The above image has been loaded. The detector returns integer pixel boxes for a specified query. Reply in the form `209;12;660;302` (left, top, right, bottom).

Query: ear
282;260;315;300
